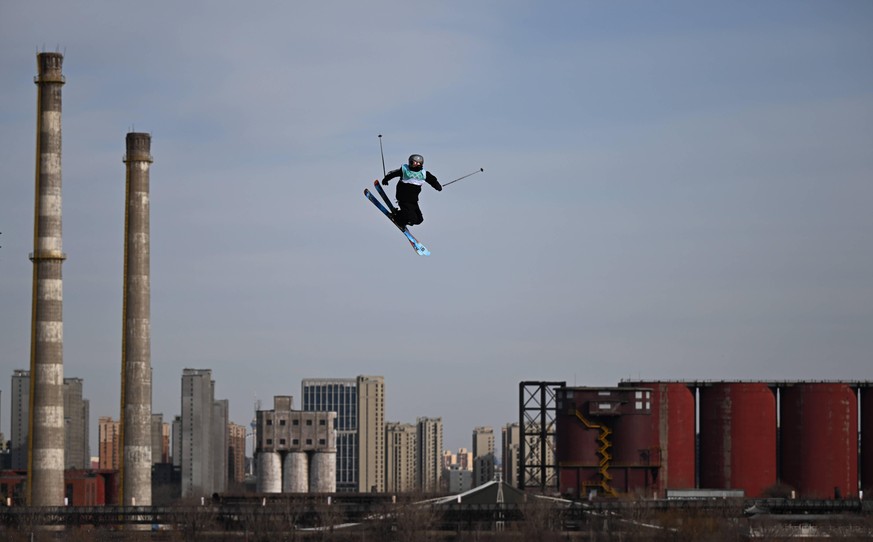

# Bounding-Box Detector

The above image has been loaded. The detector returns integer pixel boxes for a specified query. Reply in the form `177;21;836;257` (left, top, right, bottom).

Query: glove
381;178;389;186
434;182;442;191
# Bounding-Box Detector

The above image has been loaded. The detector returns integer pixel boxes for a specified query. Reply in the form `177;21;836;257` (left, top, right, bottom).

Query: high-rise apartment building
357;375;384;492
213;399;229;494
473;426;495;458
99;416;121;469
456;448;473;471
180;369;228;497
151;414;170;464
228;422;246;488
416;417;443;493
63;378;90;469
473;426;496;487
303;375;385;492
171;415;182;467
385;422;416;493
502;423;520;486
10;370;30;469
11;371;90;470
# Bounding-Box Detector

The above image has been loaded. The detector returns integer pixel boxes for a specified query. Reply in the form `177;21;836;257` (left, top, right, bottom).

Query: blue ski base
365;188;430;256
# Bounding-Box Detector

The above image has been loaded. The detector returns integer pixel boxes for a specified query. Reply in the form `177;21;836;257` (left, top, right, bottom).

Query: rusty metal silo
862;386;873;496
780;383;858;499
699;382;776;497
555;388;602;497
626;382;696;495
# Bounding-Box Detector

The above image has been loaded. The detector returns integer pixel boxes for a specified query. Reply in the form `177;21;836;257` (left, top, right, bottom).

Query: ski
372;179;398;215
364;188;430;256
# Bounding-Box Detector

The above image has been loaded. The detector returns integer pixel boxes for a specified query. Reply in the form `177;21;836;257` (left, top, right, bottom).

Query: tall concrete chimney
27;51;66;507
120;132;153;506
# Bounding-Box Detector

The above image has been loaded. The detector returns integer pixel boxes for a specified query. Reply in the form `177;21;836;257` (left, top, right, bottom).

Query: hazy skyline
1;1;871;455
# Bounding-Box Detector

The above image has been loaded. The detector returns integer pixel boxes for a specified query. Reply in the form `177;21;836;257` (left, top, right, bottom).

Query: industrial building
542;380;872;500
255;396;337;493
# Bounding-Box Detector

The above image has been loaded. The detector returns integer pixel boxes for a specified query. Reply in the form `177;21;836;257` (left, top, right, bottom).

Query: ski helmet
408;154;424;171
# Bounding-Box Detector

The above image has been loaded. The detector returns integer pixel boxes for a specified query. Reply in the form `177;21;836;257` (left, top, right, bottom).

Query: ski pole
378;134;386;177
442;168;484;188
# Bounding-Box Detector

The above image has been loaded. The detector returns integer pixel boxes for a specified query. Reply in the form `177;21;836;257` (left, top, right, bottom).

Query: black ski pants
395;182;424;226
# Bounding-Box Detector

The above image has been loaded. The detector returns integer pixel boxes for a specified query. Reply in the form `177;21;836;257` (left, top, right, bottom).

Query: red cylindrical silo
609;388;657;495
781;383;858;499
862;387;873;496
699;382;777;497
556;389;602;496
636;382;696;494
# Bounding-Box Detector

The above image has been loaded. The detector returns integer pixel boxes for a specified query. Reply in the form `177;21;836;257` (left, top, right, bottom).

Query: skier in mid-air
381;154;441;227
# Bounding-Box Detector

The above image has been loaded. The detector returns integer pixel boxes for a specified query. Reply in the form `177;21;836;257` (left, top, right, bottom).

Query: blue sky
1;1;871;455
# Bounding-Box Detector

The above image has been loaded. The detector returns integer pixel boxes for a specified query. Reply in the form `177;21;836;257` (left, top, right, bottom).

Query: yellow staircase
575;410;617;497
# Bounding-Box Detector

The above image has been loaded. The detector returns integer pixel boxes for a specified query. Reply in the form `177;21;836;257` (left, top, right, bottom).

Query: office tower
11;371;89;471
416;417;443;493
120;132;154;506
357;375;384;492
28;51;66;507
99;416;121;469
502;423;520;486
302;378;358;492
473;426;496;486
385;422;416;493
63;378;90;469
228;423;246;488
180;369;229;497
10;371;29;469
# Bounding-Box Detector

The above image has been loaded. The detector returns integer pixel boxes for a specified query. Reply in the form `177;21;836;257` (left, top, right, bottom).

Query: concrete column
28;51;66;507
257;452;282;493
310;451;337;493
121;132;153;506
283;452;309;493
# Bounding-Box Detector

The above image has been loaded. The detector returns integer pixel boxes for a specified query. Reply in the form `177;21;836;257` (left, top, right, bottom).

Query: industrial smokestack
27;51;66;507
120;132;153;506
